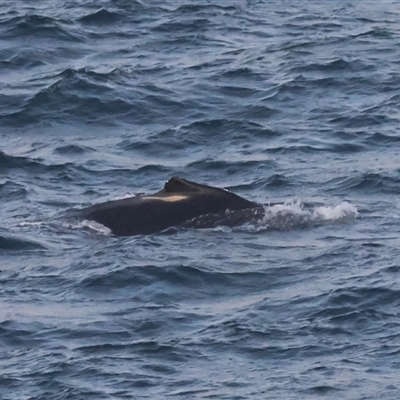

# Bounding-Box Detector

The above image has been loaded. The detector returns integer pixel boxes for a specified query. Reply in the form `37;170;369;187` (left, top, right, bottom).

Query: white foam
267;199;307;217
17;221;45;227
80;219;112;235
249;199;358;232
313;201;358;221
112;192;136;200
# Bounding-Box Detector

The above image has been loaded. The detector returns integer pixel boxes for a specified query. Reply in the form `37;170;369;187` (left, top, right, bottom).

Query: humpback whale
79;177;262;236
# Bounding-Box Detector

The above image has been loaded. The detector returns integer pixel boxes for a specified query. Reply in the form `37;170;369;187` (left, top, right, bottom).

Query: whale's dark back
80;177;261;236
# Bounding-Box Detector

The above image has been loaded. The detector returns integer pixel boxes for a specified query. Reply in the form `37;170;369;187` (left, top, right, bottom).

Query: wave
78;9;123;25
0;234;46;251
294;58;374;74
53;144;90;155
0;180;28;200
2;14;84;42
0;66;189;127
329;171;400;194
77;263;268;302
0;151;41;170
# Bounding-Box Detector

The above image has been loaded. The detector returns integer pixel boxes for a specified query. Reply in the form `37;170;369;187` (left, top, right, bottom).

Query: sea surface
1;1;400;399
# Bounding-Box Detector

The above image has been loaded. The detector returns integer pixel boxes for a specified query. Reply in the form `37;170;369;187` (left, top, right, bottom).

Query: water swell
79;9;123;25
2;14;83;42
0;181;28;199
330;171;400;194
75;263;280;311
0;151;42;170
0;234;46;251
1;66;192;127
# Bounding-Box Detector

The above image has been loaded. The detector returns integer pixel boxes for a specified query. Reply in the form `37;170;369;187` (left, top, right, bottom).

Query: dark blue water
2;1;400;398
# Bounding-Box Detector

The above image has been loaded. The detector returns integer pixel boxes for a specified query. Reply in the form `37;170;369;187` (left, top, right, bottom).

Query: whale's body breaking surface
79;177;262;236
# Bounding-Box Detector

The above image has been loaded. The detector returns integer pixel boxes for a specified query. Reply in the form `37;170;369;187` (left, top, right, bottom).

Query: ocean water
1;1;400;398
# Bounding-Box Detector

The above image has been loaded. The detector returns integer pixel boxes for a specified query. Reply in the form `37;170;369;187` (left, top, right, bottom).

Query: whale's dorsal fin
164;177;200;193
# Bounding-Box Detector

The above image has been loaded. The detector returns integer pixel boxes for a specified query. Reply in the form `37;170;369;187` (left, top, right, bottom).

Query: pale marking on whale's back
142;195;188;202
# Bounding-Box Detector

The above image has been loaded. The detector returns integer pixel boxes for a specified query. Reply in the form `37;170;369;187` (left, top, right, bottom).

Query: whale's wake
181;199;358;233
238;200;358;233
